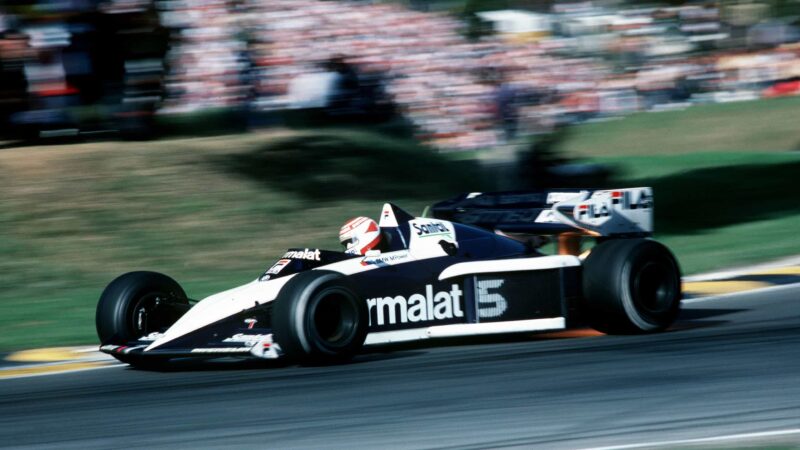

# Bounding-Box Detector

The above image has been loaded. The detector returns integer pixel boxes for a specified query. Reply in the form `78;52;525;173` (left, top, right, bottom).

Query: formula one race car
97;187;681;367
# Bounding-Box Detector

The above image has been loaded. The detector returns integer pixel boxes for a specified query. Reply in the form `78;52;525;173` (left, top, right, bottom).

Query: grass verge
559;96;800;157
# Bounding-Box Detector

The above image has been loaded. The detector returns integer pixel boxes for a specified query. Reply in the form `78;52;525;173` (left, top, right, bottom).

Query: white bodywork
144;210;461;353
439;255;581;281
140;190;654;358
145;253;393;352
144;253;575;355
145;277;293;352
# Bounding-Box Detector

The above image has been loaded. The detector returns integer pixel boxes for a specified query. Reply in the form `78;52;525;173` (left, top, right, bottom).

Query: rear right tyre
582;239;681;334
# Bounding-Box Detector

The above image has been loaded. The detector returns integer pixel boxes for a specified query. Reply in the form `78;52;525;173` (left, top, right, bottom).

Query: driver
339;216;381;255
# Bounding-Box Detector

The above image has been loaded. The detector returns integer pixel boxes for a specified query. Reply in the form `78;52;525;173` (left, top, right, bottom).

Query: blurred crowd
2;0;800;149
0;0;169;139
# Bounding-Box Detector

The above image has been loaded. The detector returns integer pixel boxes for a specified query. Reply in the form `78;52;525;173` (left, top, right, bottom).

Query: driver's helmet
339;216;381;255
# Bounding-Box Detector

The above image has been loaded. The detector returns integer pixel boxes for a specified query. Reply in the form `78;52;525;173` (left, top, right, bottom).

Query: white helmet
339;216;381;255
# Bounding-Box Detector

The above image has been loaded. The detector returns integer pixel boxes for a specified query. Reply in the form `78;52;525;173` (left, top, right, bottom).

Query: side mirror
438;240;458;256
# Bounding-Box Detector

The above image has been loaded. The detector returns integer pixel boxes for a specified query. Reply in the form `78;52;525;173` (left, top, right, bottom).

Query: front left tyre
96;271;190;367
272;271;369;365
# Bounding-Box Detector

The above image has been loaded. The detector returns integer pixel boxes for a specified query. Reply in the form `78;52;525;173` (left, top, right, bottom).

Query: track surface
1;286;799;449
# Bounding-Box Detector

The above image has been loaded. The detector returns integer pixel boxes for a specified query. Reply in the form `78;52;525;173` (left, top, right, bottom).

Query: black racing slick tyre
272;271;368;364
582;239;681;334
96;271;189;366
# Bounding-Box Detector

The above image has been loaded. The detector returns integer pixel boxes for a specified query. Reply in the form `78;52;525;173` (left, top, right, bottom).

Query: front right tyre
96;271;189;367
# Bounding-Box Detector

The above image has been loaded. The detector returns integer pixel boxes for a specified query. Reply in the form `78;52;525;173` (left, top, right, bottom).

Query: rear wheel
96;271;189;367
582;239;681;334
272;271;368;364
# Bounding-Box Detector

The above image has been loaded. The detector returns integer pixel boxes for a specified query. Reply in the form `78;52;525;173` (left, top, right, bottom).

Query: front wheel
96;271;190;366
582;239;681;334
272;271;368;364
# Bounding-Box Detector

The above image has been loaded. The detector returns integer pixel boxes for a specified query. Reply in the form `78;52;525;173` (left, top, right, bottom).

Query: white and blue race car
97;187;681;367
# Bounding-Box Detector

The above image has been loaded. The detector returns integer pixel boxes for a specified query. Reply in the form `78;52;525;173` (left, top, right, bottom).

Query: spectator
0;30;31;136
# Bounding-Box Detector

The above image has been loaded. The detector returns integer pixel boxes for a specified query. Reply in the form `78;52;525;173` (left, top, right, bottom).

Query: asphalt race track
1;285;799;450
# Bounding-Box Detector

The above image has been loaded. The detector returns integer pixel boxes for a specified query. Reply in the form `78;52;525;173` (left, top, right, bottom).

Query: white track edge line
579;428;800;450
681;281;800;304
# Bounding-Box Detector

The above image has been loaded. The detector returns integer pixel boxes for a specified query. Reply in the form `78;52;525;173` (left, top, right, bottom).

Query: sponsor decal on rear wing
431;188;653;237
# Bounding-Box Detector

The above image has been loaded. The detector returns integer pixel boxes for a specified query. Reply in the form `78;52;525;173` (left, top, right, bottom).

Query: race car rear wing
431;188;653;237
